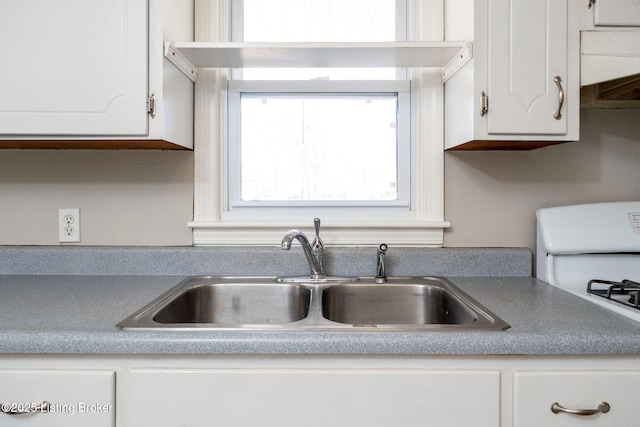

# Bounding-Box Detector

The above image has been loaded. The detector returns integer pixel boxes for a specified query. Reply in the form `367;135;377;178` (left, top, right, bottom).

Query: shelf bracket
441;43;473;83
164;42;198;82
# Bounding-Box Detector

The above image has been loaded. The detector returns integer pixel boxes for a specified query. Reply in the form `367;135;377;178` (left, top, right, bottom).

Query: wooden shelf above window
164;41;472;82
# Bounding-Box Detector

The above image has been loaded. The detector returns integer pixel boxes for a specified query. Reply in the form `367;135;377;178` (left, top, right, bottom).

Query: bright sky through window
242;0;396;42
240;95;398;202
234;0;402;205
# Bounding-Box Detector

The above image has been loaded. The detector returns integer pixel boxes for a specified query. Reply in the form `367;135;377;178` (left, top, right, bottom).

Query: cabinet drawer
594;0;640;26
514;371;640;427
0;369;115;427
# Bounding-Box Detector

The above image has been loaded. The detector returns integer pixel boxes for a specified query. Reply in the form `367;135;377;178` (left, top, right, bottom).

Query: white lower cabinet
129;369;500;427
0;369;115;427
2;357;639;427
513;371;640;427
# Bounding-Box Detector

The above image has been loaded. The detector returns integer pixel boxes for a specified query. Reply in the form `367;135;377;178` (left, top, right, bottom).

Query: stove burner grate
587;279;640;310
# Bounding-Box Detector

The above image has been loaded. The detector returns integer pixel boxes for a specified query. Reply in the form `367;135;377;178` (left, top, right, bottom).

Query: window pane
240;95;398;202
242;68;398;81
243;0;396;42
241;0;398;80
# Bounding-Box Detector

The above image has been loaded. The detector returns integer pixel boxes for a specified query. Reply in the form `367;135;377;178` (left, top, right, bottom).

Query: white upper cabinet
579;1;640;108
0;0;194;149
487;0;568;135
0;0;147;136
444;0;580;150
593;0;640;26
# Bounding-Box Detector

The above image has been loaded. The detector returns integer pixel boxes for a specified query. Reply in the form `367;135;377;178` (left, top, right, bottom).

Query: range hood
581;31;640;107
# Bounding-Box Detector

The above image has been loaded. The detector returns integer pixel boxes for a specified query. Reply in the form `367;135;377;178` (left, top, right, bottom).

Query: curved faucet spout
281;229;325;278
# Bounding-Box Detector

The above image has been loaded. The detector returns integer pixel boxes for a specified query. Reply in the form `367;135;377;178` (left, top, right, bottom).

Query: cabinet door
130;369;500;427
0;369;115;427
0;0;148;136
487;0;568;135
514;371;640;427
594;0;640;26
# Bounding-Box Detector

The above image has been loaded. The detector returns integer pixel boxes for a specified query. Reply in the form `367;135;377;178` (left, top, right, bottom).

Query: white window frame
190;0;449;246
226;80;412;210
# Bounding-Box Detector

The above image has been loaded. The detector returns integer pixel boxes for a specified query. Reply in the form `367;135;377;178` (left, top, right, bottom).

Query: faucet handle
375;243;388;283
311;218;325;274
312;217;323;249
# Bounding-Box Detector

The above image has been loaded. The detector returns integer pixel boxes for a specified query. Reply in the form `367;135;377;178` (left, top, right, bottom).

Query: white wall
0;109;638;248
0;150;193;245
444;108;640;252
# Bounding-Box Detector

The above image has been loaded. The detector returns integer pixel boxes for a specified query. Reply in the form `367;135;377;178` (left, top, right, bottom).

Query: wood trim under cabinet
0;140;192;150
446;140;567;151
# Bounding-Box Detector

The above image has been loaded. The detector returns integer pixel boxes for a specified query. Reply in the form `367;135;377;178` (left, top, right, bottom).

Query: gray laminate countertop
0;274;638;355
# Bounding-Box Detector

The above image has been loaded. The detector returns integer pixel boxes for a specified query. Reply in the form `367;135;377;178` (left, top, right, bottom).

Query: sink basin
118;276;509;331
322;283;477;325
118;277;311;328
153;283;311;325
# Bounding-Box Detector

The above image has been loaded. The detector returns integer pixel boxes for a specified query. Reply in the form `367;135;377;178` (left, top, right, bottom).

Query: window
230;90;408;206
190;0;448;246
228;0;409;211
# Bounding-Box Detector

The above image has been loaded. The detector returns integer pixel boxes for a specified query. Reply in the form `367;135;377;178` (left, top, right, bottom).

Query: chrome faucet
281;219;325;279
374;243;388;283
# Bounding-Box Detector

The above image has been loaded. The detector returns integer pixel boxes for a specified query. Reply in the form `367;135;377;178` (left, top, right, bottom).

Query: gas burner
587;279;640;311
629;291;640;307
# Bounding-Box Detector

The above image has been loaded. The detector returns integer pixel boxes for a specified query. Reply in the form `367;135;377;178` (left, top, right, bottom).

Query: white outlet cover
59;208;80;243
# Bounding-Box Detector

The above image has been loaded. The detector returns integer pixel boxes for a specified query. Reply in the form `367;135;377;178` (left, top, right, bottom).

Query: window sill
189;219;450;246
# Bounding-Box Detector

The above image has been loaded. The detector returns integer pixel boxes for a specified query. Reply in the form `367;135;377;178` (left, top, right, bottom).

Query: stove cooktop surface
587;279;640;311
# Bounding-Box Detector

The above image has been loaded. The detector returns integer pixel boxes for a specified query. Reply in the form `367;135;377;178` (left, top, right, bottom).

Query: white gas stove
536;201;640;323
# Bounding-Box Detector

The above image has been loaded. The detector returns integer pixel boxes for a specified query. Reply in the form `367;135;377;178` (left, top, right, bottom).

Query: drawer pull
0;401;51;416
551;401;610;416
553;76;564;120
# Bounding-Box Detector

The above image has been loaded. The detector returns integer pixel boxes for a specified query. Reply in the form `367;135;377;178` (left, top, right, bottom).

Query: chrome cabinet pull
147;93;156;118
551;401;610;416
480;91;488;117
553;76;564;120
0;401;51;416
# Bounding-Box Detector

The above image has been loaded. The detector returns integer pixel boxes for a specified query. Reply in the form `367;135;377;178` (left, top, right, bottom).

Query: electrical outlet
59;208;80;243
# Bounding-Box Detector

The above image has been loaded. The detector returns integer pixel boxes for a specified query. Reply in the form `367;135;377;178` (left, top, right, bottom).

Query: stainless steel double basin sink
118;276;510;331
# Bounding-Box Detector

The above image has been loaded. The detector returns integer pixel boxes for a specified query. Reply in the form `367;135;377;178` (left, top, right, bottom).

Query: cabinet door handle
480;91;489;117
1;401;51;416
551;401;610;416
553;76;564;120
